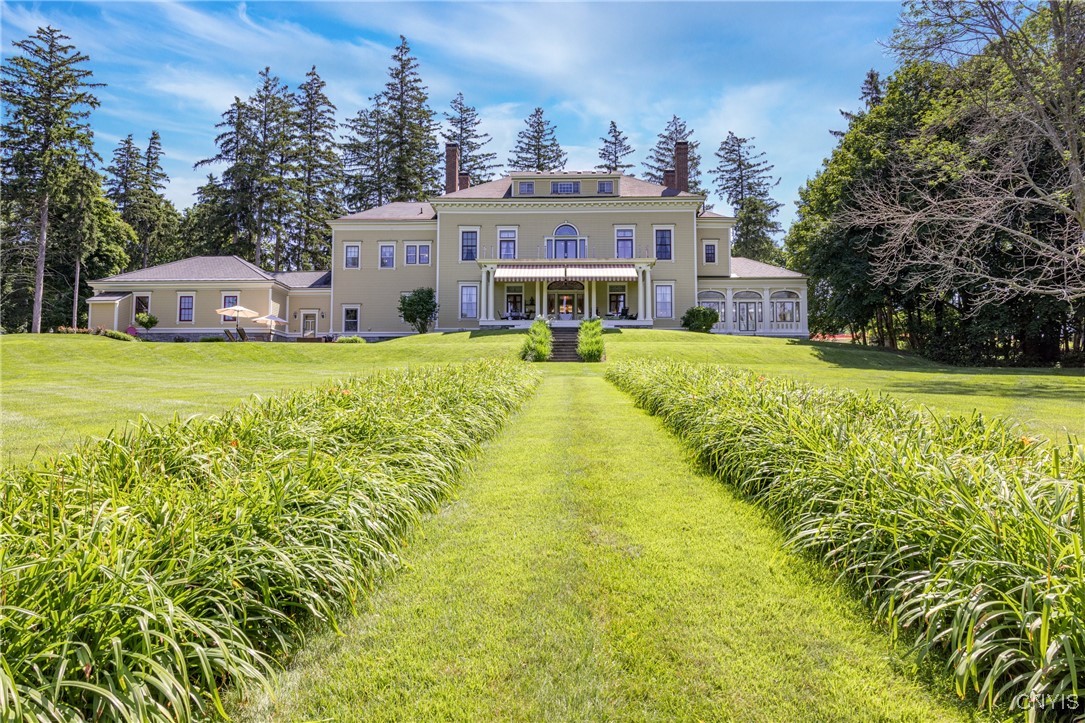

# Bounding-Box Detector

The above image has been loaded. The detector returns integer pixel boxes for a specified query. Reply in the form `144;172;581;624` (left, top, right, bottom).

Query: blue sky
1;1;901;230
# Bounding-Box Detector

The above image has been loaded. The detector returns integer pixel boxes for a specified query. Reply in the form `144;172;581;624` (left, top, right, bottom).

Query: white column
799;286;809;335
637;268;645;317
488;268;496;321
644;267;654;321
535;280;541;318
725;288;734;334
763;286;772;333
479;269;488;321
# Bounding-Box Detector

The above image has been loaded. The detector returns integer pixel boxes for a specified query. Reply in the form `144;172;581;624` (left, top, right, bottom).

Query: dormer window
518;181;534;195
597;180;614;194
551;181;580;195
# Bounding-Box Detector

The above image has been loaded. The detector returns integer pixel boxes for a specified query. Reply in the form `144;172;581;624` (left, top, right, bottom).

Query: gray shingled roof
729;257;805;279
339;202;436;221
87;291;131;302
433;174;699;201
272;271;331;288
97;256;274;283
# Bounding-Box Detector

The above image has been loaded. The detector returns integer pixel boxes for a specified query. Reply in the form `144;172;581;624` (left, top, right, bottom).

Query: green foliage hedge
606;360;1083;713
519;319;552;362
576;318;604;362
680;306;719;333
335;335;367;344
0;362;539;721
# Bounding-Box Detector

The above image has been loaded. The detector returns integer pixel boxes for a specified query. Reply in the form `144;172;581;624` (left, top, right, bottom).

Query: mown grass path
244;369;973;722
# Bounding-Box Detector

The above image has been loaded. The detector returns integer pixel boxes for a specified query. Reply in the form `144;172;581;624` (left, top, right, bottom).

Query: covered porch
476;261;657;328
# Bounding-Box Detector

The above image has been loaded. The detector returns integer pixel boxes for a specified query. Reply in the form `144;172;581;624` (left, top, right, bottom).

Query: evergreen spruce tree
711;131;783;264
342;98;394;211
1;26;101;332
379;36;440;201
293;66;342;270
596;121;635;173
180;174;236;257
642;115;703;192
105;134;141;216
196;97;258;260
442;92;498;183
507;107;567;171
248;67;299;270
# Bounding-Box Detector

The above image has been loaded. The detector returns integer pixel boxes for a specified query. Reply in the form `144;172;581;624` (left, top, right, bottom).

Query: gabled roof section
338;202;436;220
87;291;131;302
730;257;806;279
96;256;274;283
438;173;699;200
272;271;331;288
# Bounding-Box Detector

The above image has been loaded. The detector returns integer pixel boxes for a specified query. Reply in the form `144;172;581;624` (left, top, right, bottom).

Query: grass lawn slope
240;370;972;722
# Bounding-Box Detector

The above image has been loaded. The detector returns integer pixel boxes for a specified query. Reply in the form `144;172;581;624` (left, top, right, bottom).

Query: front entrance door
548;292;583;320
302;312;317;338
736;301;758;332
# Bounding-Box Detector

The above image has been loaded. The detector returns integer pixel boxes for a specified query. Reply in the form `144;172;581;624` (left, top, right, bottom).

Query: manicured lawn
237;370;973;721
2;330;1080;466
0;332;520;464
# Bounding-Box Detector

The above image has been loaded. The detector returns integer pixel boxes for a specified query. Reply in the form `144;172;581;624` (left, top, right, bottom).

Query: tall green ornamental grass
0;362;538;721
576;318;604;362
606;361;1084;715
519;319;552;362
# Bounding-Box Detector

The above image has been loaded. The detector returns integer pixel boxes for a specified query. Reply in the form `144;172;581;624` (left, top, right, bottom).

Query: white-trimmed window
771;290;801;322
518;181;534;195
133;294;150;323
344;244;360;269
551;180;580;195
220;293;239;322
343;305;360;333
654;226;674;261
379;243;395;269
597;180;614;194
178;294;194;323
460;228;479;261
405;243;431;265
498;228;517;259
654;284;674;319
615;227;634;258
703;241;718;264
608;284;627;315
505;285;524;316
459;283;479;319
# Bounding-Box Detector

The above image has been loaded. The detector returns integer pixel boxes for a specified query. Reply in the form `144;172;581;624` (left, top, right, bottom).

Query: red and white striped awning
569;265;639;281
494;265;566;281
493;264;638;282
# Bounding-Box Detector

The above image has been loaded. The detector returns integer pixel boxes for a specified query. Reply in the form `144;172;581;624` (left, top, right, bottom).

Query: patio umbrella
216;304;259;331
253;313;288;339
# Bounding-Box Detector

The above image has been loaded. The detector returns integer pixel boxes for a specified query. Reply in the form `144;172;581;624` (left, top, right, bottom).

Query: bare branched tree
847;1;1085;305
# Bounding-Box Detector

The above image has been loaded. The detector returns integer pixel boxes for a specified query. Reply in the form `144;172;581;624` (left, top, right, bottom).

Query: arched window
771;290;800;323
733;290;762;299
733;290;762;328
547;280;584;291
554;223;578;236
697;290;725;323
548;224;584;259
697;290;725;302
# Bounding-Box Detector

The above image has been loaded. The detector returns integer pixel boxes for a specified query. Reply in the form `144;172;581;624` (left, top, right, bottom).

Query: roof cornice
430;197;705;211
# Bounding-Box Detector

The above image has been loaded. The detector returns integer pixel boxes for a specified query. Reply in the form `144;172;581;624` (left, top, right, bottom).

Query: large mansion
89;142;808;339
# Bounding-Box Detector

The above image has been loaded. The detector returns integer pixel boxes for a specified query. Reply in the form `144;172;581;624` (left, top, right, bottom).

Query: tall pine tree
196;97;259;260
248;67;299;270
292;66;342;270
596;121;634;173
507;107;567;171
380;36;440;201
442;92;498;183
712;132;782;263
105;134;141;216
1;26;101;332
642;115;703;192
342;97;394;211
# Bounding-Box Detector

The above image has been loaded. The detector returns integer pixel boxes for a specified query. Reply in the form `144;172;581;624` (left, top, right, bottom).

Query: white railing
475;243;655;261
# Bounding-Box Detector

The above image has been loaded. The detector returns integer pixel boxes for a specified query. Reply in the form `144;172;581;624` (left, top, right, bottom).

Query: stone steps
550;328;580;362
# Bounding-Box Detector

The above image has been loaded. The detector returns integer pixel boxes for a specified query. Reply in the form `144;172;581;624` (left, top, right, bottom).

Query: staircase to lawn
550;327;580;362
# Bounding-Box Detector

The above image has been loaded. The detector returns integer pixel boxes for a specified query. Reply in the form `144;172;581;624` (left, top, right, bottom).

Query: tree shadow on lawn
789;339;1085;379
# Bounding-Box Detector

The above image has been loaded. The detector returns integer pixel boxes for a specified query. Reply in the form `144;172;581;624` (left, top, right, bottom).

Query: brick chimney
663;169;677;190
444;143;460;194
675;141;689;193
458;172;471;190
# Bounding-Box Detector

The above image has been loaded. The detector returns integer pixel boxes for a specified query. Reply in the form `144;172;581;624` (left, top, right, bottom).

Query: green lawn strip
0;332;521;464
243;369;971;722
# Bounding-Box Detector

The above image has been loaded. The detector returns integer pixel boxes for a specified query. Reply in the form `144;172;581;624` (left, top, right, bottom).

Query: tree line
1;29;790;334
785;0;1083;366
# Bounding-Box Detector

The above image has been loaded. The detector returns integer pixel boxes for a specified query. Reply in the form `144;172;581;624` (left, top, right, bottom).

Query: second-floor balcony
473;242;657;262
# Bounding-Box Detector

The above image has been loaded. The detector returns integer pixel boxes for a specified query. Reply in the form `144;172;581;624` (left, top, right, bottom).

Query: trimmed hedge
335;335;367;344
606;360;1083;714
0;362;539;721
519;319;552;361
576;318;604;362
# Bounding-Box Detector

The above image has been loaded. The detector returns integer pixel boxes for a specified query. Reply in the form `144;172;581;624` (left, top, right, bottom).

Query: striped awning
494;265;566;281
493;264;638;282
569;265;638;281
